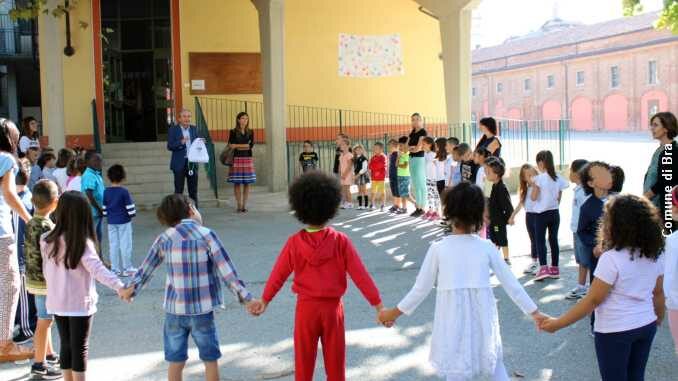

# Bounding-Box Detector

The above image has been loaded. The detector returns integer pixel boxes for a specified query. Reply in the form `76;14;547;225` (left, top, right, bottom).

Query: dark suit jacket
167;124;198;171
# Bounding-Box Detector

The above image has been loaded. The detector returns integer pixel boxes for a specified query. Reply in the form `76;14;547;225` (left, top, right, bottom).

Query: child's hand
117;286;134;303
246;299;267;316
507;216;515;226
539;317;562;333
378;308;401;327
530;310;550;331
593;244;603;258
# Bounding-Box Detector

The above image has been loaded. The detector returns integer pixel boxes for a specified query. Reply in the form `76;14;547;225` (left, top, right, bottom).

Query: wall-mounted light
63;0;75;56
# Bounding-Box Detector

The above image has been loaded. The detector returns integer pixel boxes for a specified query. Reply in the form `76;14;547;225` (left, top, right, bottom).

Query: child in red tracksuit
252;171;383;381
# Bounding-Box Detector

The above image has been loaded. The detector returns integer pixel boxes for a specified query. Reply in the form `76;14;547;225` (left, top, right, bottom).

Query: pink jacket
41;235;124;316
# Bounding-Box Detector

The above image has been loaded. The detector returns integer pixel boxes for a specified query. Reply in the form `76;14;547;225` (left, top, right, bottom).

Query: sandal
0;342;34;363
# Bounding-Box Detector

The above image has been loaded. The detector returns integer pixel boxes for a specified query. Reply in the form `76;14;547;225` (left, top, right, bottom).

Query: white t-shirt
66;176;82;192
434;158;446;181
664;232;678;310
594;248;664;333
425;152;437;180
475;166;485;188
524;186;537;213
53;167;69;191
532;173;569;213
19;136;40;155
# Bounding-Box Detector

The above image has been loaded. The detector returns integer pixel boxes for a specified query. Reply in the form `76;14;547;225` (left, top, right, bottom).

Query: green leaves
624;0;677;35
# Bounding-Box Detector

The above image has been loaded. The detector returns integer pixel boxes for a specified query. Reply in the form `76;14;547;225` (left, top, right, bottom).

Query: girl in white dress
379;182;545;381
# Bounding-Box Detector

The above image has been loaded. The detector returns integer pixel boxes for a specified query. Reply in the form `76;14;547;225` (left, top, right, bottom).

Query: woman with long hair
18;117;40;158
644;111;677;234
407;113;428;217
227;112;256;213
0;118;34;362
475;117;502;157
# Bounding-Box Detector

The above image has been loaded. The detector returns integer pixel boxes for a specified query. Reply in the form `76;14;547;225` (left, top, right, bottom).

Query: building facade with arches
471;11;678;131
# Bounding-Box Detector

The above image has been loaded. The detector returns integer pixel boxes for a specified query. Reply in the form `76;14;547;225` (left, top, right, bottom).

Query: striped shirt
130;219;252;315
103;187;136;224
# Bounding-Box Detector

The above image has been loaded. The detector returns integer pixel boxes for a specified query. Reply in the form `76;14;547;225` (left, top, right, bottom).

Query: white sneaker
357;205;365;210
523;262;539;274
565;286;588;300
346;203;354;209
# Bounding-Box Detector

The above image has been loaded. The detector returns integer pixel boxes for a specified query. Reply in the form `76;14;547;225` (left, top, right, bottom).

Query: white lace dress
397;234;537;381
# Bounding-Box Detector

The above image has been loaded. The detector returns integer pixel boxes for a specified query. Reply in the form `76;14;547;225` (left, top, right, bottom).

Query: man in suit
167;108;199;208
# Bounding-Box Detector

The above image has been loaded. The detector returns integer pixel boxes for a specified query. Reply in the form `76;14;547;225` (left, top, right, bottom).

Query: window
576;71;585;86
648;100;659;120
496;82;503;93
648;60;657;85
547;75;555;88
472;87;477;97
610;65;620;88
524;78;531;92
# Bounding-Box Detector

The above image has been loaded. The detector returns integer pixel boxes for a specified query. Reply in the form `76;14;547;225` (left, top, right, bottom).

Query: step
132;192;218;210
103;156;171;166
102;142;167;152
126;180;212;194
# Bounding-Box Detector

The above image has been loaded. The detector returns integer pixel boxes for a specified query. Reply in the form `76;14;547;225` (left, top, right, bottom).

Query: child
610;165;625;194
434;138;448;195
52;148;75;192
577;161;613;329
298;140;319;173
445;137;460;188
396;136;411;215
541;194;665;381
123;194;259;381
30;151;56;190
456;143;477;184
379;182;545;381
24;180;61;379
12;168;36;345
665;185;678;355
387;139;400;213
353;144;370;210
40;152;57;184
41;191;127;378
81;152;105;243
531;150;569;281
566;159;591;300
338;138;353;209
508;164;540;275
26;147;40;189
485;157;514;265
65;157;86;192
103;164;137;277
473;147;491;196
253;171;383;381
368;142;387;210
423;137;441;220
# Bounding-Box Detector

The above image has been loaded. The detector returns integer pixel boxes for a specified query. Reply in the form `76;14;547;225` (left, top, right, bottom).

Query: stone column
252;0;288;192
38;0;66;149
6;64;18;122
414;0;479;124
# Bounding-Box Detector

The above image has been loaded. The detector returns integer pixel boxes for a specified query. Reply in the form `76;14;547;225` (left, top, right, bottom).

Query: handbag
188;138;210;163
220;145;235;166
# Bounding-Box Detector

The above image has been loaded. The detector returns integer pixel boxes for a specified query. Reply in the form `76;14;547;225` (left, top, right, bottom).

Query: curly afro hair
599;194;664;261
442;182;485;233
289;170;342;226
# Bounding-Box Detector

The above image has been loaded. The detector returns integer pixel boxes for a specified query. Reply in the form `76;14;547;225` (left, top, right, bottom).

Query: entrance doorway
101;0;173;142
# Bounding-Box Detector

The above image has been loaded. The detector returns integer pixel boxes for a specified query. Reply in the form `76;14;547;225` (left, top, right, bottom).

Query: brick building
471;12;678;131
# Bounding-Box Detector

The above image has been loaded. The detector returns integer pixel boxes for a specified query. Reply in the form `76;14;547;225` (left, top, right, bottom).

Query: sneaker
422;211;432;219
523;262;539;274
410;209;425;218
388;205;398;213
565;285;588;300
368;204;374;210
0;343;33;362
430;212;440;221
379;205;384;212
357;205;364;210
340;203;347;210
504;258;512;266
46;354;59;366
31;363;63;380
396;208;407;214
12;331;33;345
533;266;551;281
549;266;560;279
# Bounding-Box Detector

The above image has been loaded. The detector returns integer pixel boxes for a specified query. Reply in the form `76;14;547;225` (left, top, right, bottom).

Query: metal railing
194;97;570;187
0;15;35;56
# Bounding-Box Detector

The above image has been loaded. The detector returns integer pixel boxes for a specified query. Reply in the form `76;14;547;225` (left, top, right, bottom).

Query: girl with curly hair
541;194;666;381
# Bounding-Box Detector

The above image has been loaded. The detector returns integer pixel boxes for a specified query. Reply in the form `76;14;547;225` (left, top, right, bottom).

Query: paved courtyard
1;185;676;381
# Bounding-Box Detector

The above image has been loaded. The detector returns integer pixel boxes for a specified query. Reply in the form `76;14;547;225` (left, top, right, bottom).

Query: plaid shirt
130;219;252;315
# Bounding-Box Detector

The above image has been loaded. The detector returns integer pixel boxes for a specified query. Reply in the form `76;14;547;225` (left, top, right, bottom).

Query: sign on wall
338;34;404;78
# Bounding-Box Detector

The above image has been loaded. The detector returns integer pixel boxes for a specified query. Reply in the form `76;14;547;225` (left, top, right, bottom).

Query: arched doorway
571;97;593;131
603;94;629;131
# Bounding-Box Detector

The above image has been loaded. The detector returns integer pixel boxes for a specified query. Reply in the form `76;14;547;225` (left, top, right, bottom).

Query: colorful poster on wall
338;34;404;78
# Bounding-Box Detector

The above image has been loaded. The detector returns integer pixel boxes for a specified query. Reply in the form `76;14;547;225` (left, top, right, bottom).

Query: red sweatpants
294;298;345;381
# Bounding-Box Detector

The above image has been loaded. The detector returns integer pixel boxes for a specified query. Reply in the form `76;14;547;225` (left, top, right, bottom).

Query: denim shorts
397;176;410;198
33;295;53;320
164;312;221;362
573;233;590;268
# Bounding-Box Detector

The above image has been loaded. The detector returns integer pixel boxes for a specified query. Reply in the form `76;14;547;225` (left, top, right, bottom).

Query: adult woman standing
0;118;33;362
18;117;41;158
475;117;502;157
643;111;677;234
408;113;427;217
227;112;256;213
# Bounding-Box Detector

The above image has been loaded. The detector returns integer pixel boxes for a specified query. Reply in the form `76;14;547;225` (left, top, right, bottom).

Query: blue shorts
33;295;53;320
397;176;410;198
573;233;590;268
164;312;221;363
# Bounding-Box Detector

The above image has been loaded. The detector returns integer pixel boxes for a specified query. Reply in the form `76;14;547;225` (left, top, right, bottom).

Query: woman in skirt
227;112;256;212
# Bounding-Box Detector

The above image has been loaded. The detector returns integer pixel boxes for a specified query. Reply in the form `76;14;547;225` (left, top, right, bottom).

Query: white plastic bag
188;138;209;163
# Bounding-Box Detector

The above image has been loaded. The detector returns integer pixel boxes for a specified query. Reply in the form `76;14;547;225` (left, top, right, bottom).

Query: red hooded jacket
262;227;381;305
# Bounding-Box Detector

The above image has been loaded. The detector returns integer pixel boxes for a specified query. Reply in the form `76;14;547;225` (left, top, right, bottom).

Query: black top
489;180;513;225
460;160;478;183
649;140;678;234
333;146;352;174
354;155;368;175
228;128;254;157
388;152;398;179
299;152;319;172
476;135;502;157
408;128;427;158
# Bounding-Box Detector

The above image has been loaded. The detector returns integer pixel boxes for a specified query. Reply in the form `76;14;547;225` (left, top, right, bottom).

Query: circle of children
0;112;676;381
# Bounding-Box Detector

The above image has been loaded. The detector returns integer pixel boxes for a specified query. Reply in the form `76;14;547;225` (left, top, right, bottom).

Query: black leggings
535;209;561;267
55;315;93;372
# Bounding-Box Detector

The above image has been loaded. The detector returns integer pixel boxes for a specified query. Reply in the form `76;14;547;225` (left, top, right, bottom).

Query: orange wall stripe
92;0;105;143
171;0;183;111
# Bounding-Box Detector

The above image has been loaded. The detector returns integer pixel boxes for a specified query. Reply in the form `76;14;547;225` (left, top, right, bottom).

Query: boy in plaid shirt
122;194;260;381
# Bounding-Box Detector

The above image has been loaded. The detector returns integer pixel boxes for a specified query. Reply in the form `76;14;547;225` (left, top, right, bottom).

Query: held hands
538;317;562;333
530;310;550;331
247;299;267;316
117;286;135;303
378;307;402;328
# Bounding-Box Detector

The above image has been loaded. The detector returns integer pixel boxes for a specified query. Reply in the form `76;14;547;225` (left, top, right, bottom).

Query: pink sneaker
534;266;550;281
549;266;560;279
430;212;440;221
423;211;432;219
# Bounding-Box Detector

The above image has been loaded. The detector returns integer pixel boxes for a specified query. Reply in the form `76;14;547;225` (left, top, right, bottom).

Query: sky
471;0;664;48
